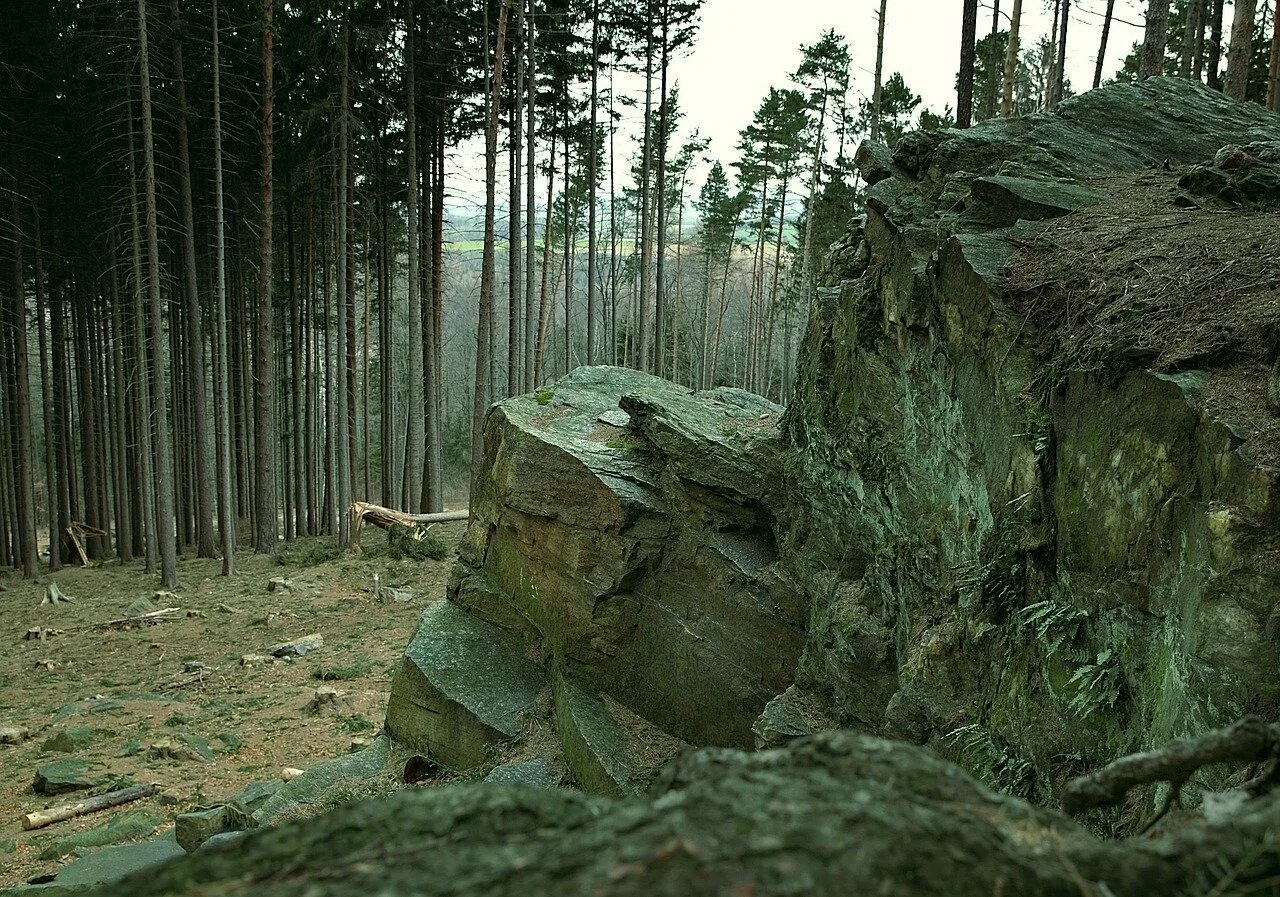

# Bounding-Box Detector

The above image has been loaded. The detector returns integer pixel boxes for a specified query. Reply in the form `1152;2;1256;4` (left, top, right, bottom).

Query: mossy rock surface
68;732;1280;897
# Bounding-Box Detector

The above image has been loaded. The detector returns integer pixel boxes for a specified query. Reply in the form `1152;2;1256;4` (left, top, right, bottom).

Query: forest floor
0;521;467;887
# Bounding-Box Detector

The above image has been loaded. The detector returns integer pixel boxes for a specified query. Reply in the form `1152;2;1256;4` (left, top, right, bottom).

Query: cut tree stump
21;783;157;831
42;583;75;606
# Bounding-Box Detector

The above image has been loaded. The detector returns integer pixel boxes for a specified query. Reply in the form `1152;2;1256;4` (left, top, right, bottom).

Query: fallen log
59;607;184;634
21;783;157;831
350;501;469;531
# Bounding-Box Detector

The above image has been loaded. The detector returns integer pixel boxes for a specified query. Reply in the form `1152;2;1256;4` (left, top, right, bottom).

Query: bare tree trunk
1269;1;1280;108
336;30;353;547
1049;0;1069;109
957;0;979;128
509;0;524;394
1095;0;1116;88
981;0;1001;120
1207;0;1225;88
1179;0;1201;77
473;0;511;479
586;0;600;366
525;0;538;391
1003;0;1023;114
1141;0;1171;79
637;0;655;370
126;92;157;574
33;206;59;571
212;0;235;573
871;0;889;137
170;0;216;558
653;0;670;378
253;0;277;554
8;168;37;578
1224;0;1258;100
137;0;178;586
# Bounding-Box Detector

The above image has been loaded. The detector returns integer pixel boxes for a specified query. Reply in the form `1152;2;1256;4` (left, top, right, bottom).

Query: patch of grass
534;387;555;406
718;422;740;438
312;660;374;682
164;713;193;728
604;436;646;451
275;538;344;567
341;715;375;734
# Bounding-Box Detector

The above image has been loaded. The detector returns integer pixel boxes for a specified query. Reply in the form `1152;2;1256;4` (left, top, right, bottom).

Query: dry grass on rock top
0;522;465;888
1003;171;1280;467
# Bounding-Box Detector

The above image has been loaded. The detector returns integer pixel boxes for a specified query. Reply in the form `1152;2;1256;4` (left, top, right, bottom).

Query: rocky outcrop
80;731;1280;897
385;366;804;791
780;76;1280;811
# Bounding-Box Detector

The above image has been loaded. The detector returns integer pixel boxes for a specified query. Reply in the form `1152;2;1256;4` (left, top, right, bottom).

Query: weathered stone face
782;76;1280;809
386;366;804;788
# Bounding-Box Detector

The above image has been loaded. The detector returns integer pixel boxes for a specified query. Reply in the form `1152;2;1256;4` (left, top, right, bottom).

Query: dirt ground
0;522;466;887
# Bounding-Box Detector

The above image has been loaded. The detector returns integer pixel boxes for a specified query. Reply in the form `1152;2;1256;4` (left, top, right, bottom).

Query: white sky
451;0;1257;212
674;0;1173;167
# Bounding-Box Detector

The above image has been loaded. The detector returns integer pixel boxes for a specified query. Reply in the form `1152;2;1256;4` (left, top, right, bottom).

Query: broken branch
21;783;157;831
1061;717;1280;817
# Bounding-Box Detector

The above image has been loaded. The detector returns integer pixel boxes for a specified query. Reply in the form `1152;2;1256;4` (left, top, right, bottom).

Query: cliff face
779;76;1280;807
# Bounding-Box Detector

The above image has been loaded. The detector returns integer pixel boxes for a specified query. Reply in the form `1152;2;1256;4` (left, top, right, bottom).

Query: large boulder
385;366;804;788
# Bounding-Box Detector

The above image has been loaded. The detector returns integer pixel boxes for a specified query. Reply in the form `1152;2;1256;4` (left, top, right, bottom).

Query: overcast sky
673;0;1161;169
450;0;1256;211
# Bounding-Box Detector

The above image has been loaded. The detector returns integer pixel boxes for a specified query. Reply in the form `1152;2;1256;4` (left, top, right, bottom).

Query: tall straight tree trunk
473;1;511;479
637;0;655;370
108;275;131;563
138;0;178;587
871;0;888;137
957;0;979;128
404;0;422;511
126;93;157;574
426;122;444;512
8;172;36;578
212;1;234;573
508;0;524;395
170;0;216;558
524;0;538;391
534;130;557;385
1003;0;1023;114
33;206;59;571
608;61;619;365
1095;0;1116;88
981;0;1001;120
1224;0;1258;100
1180;0;1202;76
653;0;671;378
1269;1;1280;108
1141;0;1171;79
336;30;353;546
798;85;827;349
378;138;396;508
344;38;358;520
586;0;600;366
1049;0;1069;109
1207;0;1226;88
254;0;277;554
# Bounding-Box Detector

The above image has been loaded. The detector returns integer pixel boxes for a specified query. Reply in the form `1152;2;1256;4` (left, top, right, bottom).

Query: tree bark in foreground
1223;0;1257;101
1140;0;1171;80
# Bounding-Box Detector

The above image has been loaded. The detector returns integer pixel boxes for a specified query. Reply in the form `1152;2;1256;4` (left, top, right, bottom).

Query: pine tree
1225;0;1259;99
